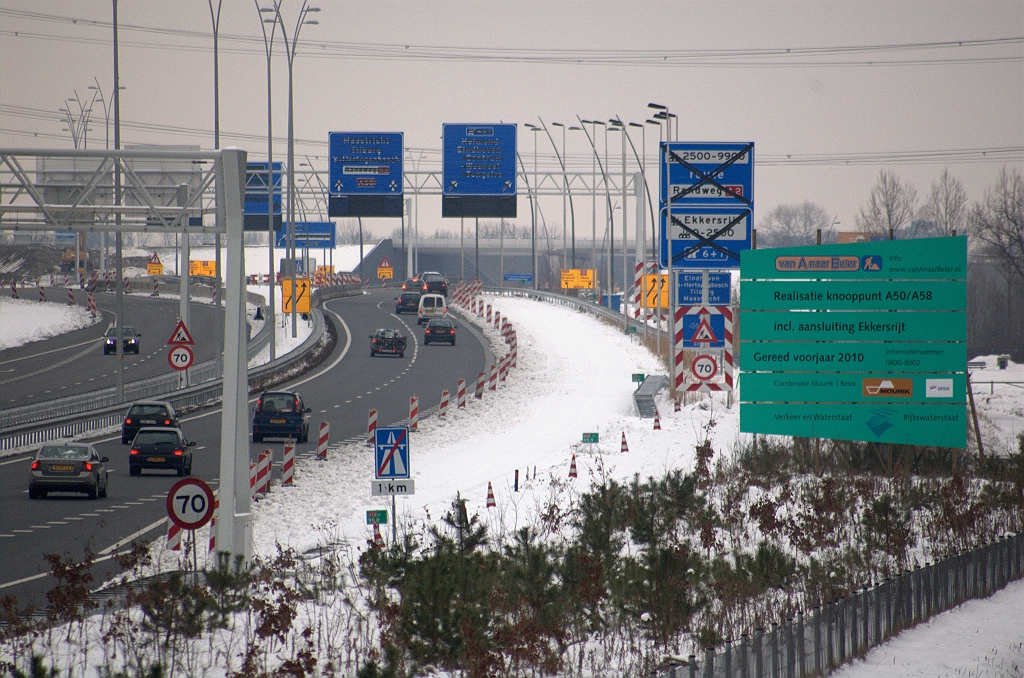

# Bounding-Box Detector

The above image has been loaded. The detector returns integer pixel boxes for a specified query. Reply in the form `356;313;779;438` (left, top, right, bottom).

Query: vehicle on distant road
129;428;195;477
104;326;141;354
29;442;109;499
417;294;448;324
395;291;421;314
423;318;457;346
419;272;448;297
122;401;179;444
401;278;418;291
252;391;311;443
370;328;407;357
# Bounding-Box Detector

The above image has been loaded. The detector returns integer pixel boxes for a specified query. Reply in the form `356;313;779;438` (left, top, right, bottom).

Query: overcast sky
1;1;1022;241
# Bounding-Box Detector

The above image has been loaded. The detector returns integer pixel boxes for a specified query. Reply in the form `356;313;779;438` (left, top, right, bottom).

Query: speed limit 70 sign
168;345;194;371
691;354;719;381
166;478;215;530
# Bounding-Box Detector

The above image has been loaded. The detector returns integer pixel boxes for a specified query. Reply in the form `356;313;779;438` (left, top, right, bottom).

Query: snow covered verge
0;297;98;350
1;294;1022;678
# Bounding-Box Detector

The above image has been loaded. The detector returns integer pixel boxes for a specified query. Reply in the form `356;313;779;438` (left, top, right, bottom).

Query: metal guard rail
0;284;361;451
482;285;646;331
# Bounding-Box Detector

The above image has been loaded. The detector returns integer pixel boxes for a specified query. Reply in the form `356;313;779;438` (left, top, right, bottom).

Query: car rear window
260;395;296;412
401;294;419;302
134;431;180;445
38;445;90;460
129;405;167;417
422;297;436;308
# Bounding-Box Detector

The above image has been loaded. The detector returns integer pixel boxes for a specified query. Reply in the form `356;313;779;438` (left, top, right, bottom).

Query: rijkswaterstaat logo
865;407;897;437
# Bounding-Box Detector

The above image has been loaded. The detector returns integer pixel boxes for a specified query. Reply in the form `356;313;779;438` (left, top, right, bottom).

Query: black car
395;291;421;314
122;401;179;444
419;272;448;297
103;326;141;354
370;328;408;357
129;427;195;476
29;442;109;499
401;278;419;292
252;391;311;443
423;318;456;346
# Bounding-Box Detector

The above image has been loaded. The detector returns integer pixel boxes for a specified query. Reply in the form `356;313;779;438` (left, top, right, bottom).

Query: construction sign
282;277;312;314
561;269;596;289
189;260;217;277
377;257;394;280
146;253;164;276
167;320;195;346
643;273;670;308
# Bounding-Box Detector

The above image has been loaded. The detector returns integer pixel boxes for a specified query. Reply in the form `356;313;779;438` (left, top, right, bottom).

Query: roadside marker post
569;454;578;478
256;450;271;496
67;286;74;306
654;409;662;430
249;462;257;501
439;390;450;417
457;379;467;408
486;304;492;323
281;441;295;485
486;482;496;508
208;499;219;555
475;371;486;399
367;409;378;443
488;363;498;391
167;522;182;551
317;423;329;460
409;396;419;431
621;432;629;454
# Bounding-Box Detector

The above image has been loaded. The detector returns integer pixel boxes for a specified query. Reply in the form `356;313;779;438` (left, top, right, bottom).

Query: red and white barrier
372;521;385;548
674;397;681;413
37;283;44;303
488;363;497;391
457;379;467;408
256;450;271;495
367;409;378;443
494;311;501;329
124;277;130;294
654;409;661;431
439;390;450;417
208;499;219;554
499;355;508;383
249;462;257;501
510;334;518;368
486;482;496;508
569;454;578;478
67;286;74;306
317;422;329;460
475;371;486;399
282;442;295;485
167;522;181;551
620;432;629;454
486;304;492;323
409;396;419;431
87;292;96;318
152;279;159;297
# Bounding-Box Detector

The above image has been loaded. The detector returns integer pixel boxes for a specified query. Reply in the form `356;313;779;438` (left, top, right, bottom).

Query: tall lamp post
523;124;541;290
577;117;615;300
542;120;577;273
648;102;676;396
88;78;114;271
273;1;320;338
257;2;279;360
208;0;224;377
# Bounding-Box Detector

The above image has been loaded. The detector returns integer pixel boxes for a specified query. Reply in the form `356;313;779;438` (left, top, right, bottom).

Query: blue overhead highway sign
662;206;752;269
660;142;753;207
442;124;517;218
329;132;403;196
275;222;335;250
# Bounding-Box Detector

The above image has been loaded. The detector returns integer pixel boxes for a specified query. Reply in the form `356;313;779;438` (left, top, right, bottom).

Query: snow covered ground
0;297;98;350
3;291;1022;676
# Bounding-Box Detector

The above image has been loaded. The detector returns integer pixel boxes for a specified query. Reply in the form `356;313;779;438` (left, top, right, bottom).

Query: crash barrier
654;531;1023;678
0;282;360;451
633;375;668;419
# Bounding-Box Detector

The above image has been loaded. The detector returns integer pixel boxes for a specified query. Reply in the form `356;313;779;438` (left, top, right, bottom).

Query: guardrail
482;286;646;331
0;284;359;451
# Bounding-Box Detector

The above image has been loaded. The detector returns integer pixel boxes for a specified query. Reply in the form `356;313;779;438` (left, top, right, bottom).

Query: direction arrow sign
166;478;215;530
167;320;195;346
375;427;410;480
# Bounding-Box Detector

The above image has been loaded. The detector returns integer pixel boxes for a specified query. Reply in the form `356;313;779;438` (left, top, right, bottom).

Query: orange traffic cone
373;521;385;548
654;409;661;430
621;432;629;454
486;482;496;508
569;454;578;478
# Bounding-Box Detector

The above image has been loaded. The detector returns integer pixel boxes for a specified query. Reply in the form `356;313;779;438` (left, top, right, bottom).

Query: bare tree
856;170;917;236
971;168;1024;281
922;168;969;238
757;201;834;247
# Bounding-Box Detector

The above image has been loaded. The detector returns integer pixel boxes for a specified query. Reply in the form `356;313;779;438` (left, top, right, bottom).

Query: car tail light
130;449;139;455
425;329;432;334
164;419;171;425
173;449;183;456
125;418;132;425
31;461;39;470
84;462;93;471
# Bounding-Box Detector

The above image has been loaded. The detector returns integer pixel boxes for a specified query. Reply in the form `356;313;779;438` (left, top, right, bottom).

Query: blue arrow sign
329;132;403;196
245;162;282;216
443;124;517;195
375;427;410;480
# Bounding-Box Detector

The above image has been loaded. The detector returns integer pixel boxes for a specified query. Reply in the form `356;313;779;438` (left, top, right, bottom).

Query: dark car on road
104;326;141;354
395;291;421;314
29;442;109;499
252;391;311;443
418;272;448;297
370;328;408;357
129;427;195;476
423;318;457;346
122;401;179;444
401;278;419;292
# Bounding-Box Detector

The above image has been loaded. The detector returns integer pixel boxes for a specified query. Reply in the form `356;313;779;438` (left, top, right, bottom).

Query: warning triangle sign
378;257;392;268
690;317;717;343
167;320;195;346
149;252;162;265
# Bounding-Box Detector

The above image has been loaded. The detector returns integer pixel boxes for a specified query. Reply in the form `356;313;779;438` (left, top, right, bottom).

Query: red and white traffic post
281;442;295;485
317;422;329;460
439;390;450;417
409;396;419;431
367;409;378;443
475;371;486;399
457;379;467;408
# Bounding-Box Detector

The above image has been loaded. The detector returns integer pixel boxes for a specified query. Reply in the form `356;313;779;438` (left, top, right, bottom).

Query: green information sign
582;432;599;443
366;510;388;525
739;236;967;448
632;373;646;383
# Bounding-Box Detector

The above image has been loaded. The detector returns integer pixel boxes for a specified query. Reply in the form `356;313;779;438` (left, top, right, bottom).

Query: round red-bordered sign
166;478;215;530
168;345;194;371
691;354;718;381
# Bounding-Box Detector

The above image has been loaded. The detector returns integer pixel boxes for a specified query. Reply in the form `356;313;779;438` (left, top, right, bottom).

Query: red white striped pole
499;355;508;382
208;499;219;554
87;292;96;318
569;454;578;479
654;409;662;431
367;409;378;443
281;441;295;485
256;450;271;495
488;363;497;391
457;379;467;408
409;396;419;431
124;276;130;294
152;278;159;297
372;521;385;548
621;432;629;454
167;522;181;551
475;371;486;399
317;422;329;460
439;390;450;417
67;286;74;306
486;304;492;323
37;283;44;303
249;462;257;501
674;397;681;413
486;482;496;508
494;310;501;329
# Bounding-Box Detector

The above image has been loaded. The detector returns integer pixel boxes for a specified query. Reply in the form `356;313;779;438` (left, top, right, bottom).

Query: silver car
29;442;110;499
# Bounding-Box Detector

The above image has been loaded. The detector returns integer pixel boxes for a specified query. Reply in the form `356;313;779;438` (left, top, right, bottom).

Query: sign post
166;477;215;570
374;426;413;541
167;320;195;386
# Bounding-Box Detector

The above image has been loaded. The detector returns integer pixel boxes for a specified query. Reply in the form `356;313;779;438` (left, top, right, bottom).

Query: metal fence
653;531;1023;678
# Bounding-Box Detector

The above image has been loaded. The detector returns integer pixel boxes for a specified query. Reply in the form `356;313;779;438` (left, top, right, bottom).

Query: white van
417;294;448;324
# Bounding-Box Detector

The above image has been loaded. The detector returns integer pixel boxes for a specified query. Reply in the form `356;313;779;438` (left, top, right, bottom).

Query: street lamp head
628;122;643;128
306;6;321;11
259;6;275;11
645;119;660;125
263;18;276;23
568;126;581;131
303;19;319;25
551;121;563;127
647;103;667;110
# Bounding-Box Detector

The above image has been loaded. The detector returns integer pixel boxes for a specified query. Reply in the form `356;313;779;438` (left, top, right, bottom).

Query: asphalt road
0;291;221;407
0;287;490;609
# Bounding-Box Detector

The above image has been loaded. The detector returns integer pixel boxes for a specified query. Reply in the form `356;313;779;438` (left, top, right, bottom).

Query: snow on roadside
0;297;98;350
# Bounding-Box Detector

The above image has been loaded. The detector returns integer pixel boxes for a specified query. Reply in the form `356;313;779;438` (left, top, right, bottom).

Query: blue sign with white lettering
443;124;517;195
503;273;533;283
678;272;732;305
329;132;403;196
245;162;282;216
375;427;410;480
276;222;336;250
681;314;726;348
661;206;752;270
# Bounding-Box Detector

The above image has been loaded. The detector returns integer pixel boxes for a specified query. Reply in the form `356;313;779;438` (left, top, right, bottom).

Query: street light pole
208;0;224;377
544;120;577;276
648;102;676;398
112;0;125;403
88;78;113;272
257;2;279;360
